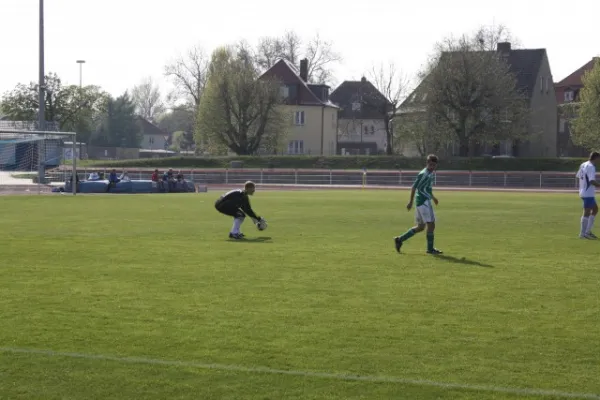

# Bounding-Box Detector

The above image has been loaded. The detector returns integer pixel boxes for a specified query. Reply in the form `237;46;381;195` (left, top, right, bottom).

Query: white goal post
0;128;77;195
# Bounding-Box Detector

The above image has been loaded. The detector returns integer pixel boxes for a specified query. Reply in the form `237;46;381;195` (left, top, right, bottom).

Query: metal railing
48;168;579;190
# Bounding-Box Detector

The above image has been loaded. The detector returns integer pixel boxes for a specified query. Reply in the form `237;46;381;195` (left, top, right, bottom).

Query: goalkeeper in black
214;181;264;239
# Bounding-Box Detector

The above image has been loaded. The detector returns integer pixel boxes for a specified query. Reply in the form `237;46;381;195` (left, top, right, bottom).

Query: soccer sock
232;218;244;234
399;228;416;242
581;216;589;236
426;232;434;252
587;215;595;234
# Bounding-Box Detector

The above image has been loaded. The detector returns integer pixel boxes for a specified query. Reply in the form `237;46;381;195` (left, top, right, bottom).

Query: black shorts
215;200;245;218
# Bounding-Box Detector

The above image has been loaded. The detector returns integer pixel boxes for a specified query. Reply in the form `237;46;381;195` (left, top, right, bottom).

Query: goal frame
0;129;77;195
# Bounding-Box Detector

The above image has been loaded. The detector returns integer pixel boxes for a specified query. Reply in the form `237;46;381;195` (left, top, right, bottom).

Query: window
564;91;574;102
280;86;289;98
559;118;568;133
287;140;304;154
370;125;375;134
149;137;154;145
352;102;361;111
294;111;305;125
540;76;544;92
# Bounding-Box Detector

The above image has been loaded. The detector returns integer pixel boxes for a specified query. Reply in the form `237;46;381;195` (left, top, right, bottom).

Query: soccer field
1;190;599;400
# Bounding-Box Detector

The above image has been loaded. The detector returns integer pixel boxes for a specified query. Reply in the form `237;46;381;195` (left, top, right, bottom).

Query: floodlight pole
38;0;46;185
38;0;45;131
76;60;85;87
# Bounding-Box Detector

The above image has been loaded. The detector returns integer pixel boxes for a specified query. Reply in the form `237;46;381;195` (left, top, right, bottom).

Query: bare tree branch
254;31;341;85
164;44;208;108
367;62;410;154
131;76;165;122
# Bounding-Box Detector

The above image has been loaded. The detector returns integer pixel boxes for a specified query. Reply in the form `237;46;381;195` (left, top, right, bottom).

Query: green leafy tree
570;60;600;150
196;44;287;155
94;92;142;148
0;73;108;142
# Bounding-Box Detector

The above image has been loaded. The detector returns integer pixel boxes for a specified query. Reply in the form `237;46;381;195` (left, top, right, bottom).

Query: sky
1;0;598;102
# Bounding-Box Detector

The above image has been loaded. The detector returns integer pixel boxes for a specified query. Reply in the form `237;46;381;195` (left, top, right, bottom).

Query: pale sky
1;0;598;101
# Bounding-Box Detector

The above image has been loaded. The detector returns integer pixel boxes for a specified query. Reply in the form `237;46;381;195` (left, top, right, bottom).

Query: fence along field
42;167;579;190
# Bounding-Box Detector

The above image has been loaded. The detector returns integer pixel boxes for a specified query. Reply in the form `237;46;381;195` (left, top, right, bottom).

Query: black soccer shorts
215;200;245;219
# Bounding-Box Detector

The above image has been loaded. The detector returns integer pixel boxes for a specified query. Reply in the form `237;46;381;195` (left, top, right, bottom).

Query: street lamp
76;60;86;87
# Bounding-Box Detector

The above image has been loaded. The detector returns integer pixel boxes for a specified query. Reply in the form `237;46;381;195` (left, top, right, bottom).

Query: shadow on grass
230;236;272;243
432;254;495;268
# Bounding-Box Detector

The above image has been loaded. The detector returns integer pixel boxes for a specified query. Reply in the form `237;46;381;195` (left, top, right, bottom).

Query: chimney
361;76;367;83
299;58;308;82
497;42;511;55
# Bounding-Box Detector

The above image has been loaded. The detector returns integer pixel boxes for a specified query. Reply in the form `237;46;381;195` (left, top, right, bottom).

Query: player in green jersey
394;154;443;255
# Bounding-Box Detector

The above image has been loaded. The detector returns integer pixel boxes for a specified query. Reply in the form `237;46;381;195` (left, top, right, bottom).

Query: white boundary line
1;347;599;399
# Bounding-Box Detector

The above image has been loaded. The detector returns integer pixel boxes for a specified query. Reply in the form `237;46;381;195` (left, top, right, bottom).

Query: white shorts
415;200;435;225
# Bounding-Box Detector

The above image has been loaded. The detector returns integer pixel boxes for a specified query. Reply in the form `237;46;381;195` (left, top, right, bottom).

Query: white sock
581;216;589;236
587;215;595;234
231;217;244;234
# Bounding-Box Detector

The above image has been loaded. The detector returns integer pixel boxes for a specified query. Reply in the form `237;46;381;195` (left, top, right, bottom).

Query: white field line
1;347;599;399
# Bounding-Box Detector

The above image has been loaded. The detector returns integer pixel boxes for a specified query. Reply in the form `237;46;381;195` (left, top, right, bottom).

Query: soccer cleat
394;237;403;253
588;232;598;239
580;233;596;240
427;248;443;255
229;233;244;240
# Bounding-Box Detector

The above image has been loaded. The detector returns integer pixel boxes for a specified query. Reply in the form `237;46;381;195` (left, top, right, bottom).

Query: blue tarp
63;179;196;194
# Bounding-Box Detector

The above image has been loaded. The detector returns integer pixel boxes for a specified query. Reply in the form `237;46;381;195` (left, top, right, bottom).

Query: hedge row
81;156;586;172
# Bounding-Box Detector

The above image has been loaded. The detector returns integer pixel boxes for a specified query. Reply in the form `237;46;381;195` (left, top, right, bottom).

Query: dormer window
564;90;574;102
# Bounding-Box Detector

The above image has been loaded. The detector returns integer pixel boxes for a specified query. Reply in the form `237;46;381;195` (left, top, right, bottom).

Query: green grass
0;191;599;400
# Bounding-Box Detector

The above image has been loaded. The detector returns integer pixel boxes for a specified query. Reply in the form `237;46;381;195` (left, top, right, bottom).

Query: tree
393;112;447;156
255;31;341;85
164;45;209;108
0;72;108;141
131;77;165;122
366;63;410;155
196;44;287;155
94;92;142;148
569;60;600;150
418;25;529;156
157;105;196;151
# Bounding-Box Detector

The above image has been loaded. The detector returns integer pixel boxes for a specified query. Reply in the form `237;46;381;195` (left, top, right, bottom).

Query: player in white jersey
576;151;600;239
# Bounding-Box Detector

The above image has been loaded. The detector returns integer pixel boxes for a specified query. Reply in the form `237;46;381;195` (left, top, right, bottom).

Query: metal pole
38;0;46;187
72;136;77;195
76;60;85;88
38;0;45;130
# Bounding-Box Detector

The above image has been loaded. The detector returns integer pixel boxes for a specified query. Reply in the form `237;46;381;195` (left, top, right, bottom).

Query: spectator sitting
151;169;159;182
162;169;176;192
119;171;131;182
106;169;120;192
88;172;100;181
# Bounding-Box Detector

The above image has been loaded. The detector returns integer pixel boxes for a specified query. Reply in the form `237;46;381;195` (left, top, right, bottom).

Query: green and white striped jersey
412;168;434;207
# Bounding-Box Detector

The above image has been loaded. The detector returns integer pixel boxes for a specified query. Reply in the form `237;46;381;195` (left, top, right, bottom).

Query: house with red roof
555;57;599;156
260;58;339;155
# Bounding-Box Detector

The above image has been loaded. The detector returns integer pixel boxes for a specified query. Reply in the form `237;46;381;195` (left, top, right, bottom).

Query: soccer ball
257;219;268;231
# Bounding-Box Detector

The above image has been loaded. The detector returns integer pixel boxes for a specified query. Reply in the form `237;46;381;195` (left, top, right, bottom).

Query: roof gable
555;57;599;88
259;59;338;108
330;79;391;119
401;48;546;108
136;116;168;136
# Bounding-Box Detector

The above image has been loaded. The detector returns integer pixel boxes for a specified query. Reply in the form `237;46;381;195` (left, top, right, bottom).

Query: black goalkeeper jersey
216;189;259;220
